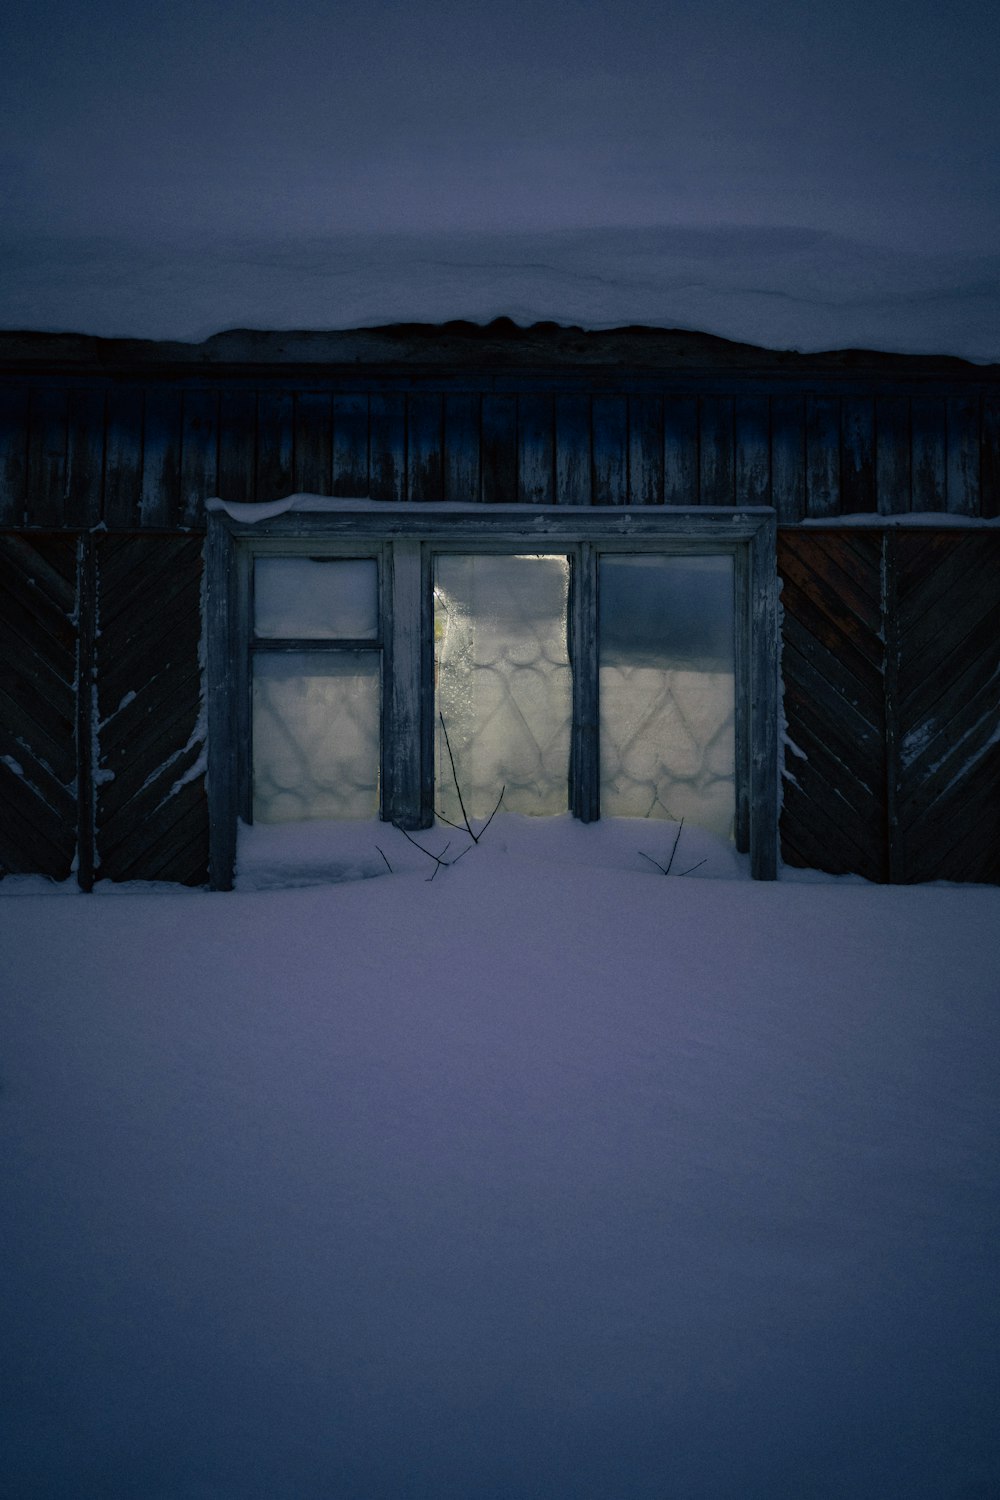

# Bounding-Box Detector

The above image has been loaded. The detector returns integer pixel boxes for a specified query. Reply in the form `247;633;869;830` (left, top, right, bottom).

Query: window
206;506;777;883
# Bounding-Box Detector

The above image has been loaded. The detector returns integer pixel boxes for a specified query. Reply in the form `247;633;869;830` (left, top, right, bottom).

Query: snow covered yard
2;822;999;1500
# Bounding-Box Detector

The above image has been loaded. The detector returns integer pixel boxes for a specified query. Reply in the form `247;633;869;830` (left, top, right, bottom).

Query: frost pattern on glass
600;555;735;837
253;651;379;822
254;559;378;639
434;555;571;818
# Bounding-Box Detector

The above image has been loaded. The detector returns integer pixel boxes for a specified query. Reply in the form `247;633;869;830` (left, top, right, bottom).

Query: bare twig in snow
439;713;478;841
478;784;505;836
639;818;702;878
374;845;393;874
664;817;685;874
392;823;471;881
437;714;505;846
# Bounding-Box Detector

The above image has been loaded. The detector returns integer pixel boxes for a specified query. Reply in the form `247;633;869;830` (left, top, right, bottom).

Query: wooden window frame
207;506;778;886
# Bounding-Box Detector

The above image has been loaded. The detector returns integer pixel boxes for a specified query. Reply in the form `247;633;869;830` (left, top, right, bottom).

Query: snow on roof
1;225;998;363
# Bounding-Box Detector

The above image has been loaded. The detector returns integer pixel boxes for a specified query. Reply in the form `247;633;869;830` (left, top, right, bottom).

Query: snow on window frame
205;501;778;887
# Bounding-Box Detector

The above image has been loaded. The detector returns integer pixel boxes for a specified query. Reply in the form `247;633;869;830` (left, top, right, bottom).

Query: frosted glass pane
600;555;735;836
435;555;571;818
254;558;378;639
253;651;379;822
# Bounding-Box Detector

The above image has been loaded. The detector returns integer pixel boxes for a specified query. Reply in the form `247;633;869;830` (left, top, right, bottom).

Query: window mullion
383;538;425;828
571;541;599;822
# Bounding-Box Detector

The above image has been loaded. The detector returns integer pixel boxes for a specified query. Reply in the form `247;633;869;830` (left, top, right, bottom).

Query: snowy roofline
0;321;996;377
205;495;1000;526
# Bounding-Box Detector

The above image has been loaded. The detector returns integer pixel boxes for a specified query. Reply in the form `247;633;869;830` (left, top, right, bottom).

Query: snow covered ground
2;225;999;361
2;818;998;1499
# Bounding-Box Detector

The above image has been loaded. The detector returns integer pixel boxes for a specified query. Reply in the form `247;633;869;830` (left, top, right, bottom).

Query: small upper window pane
254;558;378;639
600;554;733;670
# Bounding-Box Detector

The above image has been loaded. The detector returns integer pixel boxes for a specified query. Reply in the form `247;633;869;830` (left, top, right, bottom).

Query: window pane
599;555;735;836
434;555;571;818
253;651;379;822
254;558;378;639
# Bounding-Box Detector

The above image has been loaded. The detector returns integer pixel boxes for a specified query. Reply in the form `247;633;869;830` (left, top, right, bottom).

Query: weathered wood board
779;528;1000;884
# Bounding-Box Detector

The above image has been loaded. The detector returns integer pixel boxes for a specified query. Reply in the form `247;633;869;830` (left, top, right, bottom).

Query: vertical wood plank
770;395;805;523
555;393;591;505
292;391;332;496
592;395;627;505
663;396;698;505
946;393;980;517
571;542;599;821
699;396;735;506
733;543;750;854
881;531;902;882
206;515;238;888
332;393;369;496
27;387;68;527
140;388;183;527
64;388;105;529
104;385;144;528
256;391;294;503
369;393;406;501
407;392;444;501
75;533;96;891
518;393;554;504
876;395;911;514
218;388;257;505
443;393;481;502
748;516;778;879
840;396;875;515
805;395;840;518
735;396;770;508
982;396;1000;518
180;388;219;527
627;394;663;505
0;387;29;525
383;539;423;825
481;394;517;503
910;395;946;512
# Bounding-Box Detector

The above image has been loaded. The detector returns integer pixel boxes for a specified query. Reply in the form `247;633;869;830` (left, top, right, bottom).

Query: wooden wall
779;529;1000;884
1;376;999;525
1;358;998;888
0;530;207;887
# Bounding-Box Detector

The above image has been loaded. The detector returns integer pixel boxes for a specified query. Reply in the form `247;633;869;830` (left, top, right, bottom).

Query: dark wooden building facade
1;322;998;888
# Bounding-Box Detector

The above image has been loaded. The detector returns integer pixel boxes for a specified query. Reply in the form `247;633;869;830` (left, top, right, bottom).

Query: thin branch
439;713;477;840
374;845;393;874
436;784;505;842
392;822;452;871
478;785;505;837
434;809;469;835
663;817;685;875
639;819;696;878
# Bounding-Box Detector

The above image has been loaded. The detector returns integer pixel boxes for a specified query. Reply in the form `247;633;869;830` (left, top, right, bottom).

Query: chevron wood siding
778;531;889;880
779;529;1000;884
1;525;996;886
94;535;208;885
0;533;80;878
2;379;999;528
891;532;1000;883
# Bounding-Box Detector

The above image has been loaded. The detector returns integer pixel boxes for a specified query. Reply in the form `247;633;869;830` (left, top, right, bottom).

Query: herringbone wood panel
778;531;889;879
780;528;1000;883
95;535;208;884
0;533;78;878
893;532;1000;883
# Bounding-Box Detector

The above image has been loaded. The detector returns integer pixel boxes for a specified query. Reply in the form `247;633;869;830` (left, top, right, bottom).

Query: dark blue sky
2;0;998;253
